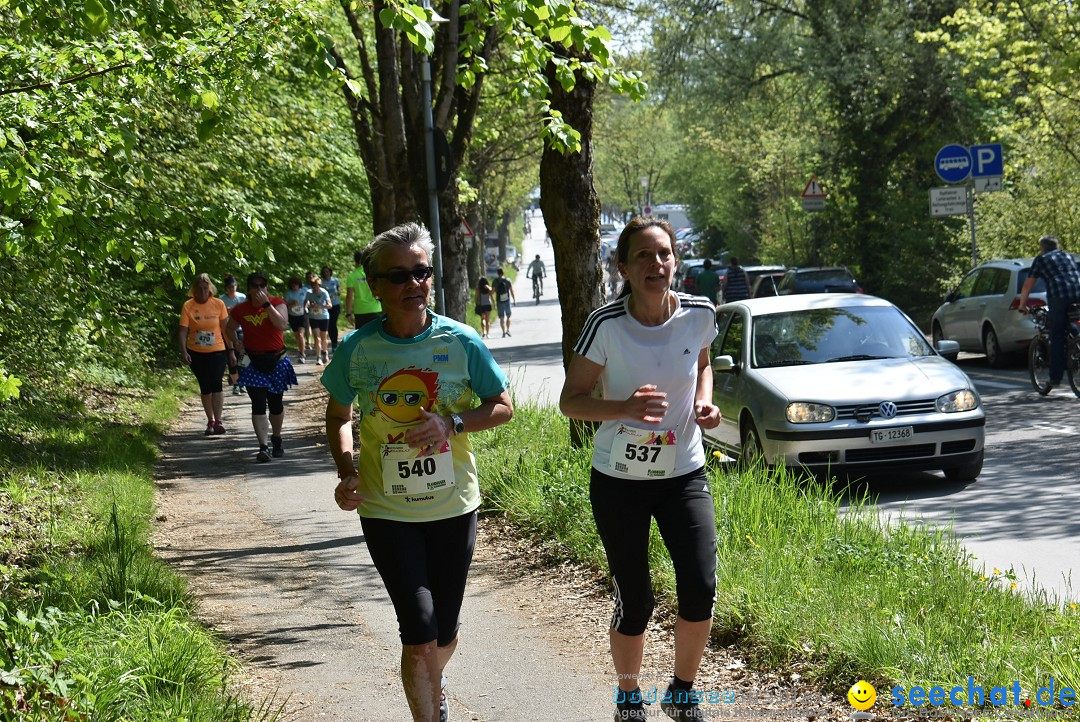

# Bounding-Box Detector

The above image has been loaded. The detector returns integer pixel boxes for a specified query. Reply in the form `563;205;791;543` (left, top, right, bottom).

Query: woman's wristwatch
449;413;465;436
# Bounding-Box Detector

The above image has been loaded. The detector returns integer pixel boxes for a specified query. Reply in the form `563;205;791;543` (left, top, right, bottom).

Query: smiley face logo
847;680;876;711
373;368;439;424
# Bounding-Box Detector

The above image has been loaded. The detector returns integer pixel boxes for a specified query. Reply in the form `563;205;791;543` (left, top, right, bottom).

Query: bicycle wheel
1029;335;1053;395
1068;336;1080;397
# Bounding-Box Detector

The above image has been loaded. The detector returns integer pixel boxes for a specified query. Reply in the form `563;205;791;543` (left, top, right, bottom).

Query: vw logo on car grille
878;401;898;419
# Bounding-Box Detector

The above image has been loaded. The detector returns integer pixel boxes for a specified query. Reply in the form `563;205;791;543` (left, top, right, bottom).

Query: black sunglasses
376;266;434;284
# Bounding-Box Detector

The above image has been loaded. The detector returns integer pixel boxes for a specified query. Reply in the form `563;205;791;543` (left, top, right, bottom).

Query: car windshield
751;305;933;368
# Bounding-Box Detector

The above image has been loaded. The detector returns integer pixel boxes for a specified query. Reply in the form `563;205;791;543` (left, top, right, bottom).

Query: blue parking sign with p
970;143;1003;178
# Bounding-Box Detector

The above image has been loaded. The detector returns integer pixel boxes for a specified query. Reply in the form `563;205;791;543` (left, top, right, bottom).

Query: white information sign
974;176;1002;194
930;186;968;217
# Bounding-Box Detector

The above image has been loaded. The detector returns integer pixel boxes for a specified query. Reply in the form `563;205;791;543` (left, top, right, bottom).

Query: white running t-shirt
573;293;718;479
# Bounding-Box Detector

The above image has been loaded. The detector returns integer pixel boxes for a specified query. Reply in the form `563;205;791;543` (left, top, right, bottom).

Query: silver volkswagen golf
706;294;985;480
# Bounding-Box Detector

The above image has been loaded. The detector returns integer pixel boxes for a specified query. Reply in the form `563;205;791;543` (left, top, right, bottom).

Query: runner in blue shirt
321;265;342;355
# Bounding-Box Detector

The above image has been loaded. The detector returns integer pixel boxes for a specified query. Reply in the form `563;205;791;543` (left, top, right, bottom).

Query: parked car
751;271;787;298
740;265;787;300
674;258;724;295
705;293;984;480
930;258;1047;368
776;266;861;295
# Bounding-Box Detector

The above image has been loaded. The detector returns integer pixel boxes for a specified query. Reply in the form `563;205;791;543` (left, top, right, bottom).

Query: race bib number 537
608;425;677;478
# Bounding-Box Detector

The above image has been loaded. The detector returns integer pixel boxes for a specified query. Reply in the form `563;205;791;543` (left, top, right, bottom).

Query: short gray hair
362;222;435;278
1039;235;1060;253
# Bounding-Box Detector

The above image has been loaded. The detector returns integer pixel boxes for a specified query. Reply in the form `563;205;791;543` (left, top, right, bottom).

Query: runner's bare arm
559;353;667;423
693;347;720;429
326;397;363;511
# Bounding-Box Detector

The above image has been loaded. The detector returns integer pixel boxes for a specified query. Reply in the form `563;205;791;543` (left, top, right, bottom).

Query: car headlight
936;389;979;413
786;402;836;423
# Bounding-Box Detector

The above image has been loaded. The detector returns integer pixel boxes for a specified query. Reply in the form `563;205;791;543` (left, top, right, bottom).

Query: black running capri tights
188;350;227;394
360;510;477;646
245;386;284;416
590;466;717;636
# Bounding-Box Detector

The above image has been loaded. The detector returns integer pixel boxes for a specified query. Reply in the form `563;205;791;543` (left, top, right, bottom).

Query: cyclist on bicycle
527;254;547;298
1018;234;1080;392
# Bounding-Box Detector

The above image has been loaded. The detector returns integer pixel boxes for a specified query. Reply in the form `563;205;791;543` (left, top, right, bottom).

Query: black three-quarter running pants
359;510;478;646
590;466;717;636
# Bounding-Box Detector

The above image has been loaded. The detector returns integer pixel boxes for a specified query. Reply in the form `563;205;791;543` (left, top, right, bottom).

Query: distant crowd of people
177;258;386;463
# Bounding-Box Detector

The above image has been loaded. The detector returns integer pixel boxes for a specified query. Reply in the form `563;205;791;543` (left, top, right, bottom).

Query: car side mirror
944;290;956;303
713;355;736;373
935;339;960;361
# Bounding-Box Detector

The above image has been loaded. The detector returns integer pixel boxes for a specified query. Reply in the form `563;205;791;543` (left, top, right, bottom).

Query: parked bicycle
1025;303;1080;396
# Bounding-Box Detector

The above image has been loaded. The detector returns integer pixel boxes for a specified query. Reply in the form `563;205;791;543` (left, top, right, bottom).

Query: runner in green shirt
344;248;383;328
694;259;720;304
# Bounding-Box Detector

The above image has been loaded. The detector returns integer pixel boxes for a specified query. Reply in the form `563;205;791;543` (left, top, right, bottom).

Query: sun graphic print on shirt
370;367;446;447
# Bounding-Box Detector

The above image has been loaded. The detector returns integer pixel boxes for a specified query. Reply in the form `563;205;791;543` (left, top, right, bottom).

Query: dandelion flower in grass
712;450;722;459
1011;582;1018;590
993;568;1001;575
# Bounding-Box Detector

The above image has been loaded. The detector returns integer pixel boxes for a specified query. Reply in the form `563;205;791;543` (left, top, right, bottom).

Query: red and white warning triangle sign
801;177;826;198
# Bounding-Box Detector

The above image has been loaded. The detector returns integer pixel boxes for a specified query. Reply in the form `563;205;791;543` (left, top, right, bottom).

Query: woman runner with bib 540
323;223;513;722
560;216;721;722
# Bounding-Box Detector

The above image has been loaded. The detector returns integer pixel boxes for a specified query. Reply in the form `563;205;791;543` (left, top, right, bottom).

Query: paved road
855;356;1080;603
483;218;567;406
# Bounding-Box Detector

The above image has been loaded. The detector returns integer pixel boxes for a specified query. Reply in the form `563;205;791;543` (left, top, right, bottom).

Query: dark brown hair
614;216;677;299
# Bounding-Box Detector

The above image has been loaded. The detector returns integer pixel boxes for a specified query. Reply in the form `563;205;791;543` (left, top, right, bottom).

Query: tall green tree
647;0;985;311
593;95;681;216
0;1;366;394
324;0;642;320
926;0;1080;257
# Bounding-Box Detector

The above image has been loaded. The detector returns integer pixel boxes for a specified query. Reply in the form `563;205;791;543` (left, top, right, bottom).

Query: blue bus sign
935;144;972;184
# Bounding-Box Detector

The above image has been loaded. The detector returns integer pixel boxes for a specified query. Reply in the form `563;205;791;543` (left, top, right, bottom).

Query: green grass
475;402;1080;713
0;368;281;721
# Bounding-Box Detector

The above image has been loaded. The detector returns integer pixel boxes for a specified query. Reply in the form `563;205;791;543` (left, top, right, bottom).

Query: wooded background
3;0;1078;399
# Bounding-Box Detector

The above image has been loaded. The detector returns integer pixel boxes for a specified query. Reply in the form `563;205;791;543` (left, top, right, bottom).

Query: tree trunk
437;192;470;320
539;52;602;447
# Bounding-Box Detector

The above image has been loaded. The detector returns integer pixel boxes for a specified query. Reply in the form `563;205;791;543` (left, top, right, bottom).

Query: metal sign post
967;179;978;266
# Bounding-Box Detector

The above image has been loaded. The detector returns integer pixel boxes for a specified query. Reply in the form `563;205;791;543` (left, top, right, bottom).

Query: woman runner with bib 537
560;216;721;722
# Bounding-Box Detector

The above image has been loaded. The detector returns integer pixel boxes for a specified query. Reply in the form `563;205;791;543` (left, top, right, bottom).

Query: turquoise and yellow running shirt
321;314;509;521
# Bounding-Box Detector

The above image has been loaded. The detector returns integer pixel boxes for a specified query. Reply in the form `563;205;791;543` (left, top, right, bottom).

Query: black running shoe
271;435;284;458
256;445;271;463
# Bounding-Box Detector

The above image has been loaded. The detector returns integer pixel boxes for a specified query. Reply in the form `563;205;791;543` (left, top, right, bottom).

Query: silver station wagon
705;294;986;480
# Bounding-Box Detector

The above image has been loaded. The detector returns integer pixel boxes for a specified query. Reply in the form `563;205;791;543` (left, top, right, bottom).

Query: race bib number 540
608;425;677;478
380;443;455;495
